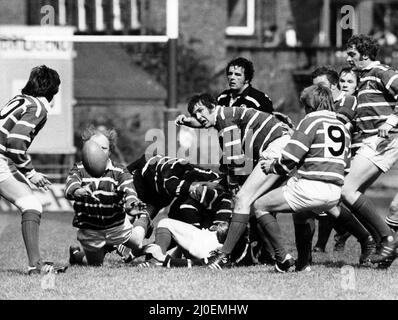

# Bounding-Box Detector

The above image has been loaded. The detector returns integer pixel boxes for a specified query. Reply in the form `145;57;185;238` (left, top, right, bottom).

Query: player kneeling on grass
65;126;150;266
0;65;67;275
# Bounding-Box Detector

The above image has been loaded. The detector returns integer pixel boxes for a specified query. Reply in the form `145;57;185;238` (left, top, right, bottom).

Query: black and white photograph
0;0;398;306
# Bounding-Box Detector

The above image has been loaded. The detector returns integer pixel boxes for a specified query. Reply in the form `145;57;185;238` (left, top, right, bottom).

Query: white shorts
261;134;291;159
77;217;133;252
356;134;398;172
158;218;222;259
283;176;341;214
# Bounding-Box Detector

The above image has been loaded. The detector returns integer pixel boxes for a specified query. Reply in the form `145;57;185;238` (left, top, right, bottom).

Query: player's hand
189;182;203;202
29;172;51;191
74;186;100;202
378;122;393;138
127;201;147;216
175;114;188;126
259;158;274;175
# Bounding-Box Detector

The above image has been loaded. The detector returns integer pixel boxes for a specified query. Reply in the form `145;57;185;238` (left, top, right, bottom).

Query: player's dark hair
226;57;254;83
300;84;334;112
21;65;60;102
338;66;359;91
187;93;217;115
311;66;339;86
81;125;117;153
346;34;379;60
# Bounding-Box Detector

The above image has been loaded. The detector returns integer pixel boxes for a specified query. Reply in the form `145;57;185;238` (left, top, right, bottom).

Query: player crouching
65;126;150;266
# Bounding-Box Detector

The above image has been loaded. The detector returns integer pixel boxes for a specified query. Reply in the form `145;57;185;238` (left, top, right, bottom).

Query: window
226;0;255;36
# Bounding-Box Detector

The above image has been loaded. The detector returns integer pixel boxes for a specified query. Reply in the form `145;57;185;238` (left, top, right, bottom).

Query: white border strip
225;0;255;36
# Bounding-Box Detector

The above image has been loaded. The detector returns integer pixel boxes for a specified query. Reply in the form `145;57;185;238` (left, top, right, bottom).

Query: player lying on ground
139;218;230;268
257;84;375;271
0;65;67;275
118;155;271;266
66;126;150;266
176;94;296;272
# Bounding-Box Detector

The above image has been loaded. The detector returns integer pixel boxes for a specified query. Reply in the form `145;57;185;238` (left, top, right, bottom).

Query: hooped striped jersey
214;106;289;176
270;110;351;186
128;155;220;211
0;95;49;176
354;61;398;138
334;93;363;150
65;160;143;230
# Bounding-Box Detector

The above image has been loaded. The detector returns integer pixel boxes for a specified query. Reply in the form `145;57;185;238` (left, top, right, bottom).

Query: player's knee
252;200;268;219
15;195;42;215
129;227;145;248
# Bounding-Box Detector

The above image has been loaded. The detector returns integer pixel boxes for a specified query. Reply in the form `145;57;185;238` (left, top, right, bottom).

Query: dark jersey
217;85;274;113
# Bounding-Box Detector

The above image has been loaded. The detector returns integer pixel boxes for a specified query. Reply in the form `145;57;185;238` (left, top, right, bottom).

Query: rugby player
66;126;150;266
217;57;274;113
0;65;67;275
175;94;294;271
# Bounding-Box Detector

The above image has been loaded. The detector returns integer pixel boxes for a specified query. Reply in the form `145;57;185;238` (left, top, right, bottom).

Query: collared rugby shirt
65;161;141;230
214;106;289;176
271;110;351;186
353;61;398;138
0;94;49;177
334;93;363;150
217;85;274;113
129;155;220;210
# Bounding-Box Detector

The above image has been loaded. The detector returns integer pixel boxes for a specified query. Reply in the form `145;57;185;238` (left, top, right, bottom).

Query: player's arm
117;168;148;218
175;114;203;128
6;108;51;188
162;160;194;197
380;69;398;137
336;95;357;133
64;163;84;200
262;121;311;175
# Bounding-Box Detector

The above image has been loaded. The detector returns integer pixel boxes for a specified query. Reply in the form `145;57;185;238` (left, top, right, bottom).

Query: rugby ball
82;140;108;177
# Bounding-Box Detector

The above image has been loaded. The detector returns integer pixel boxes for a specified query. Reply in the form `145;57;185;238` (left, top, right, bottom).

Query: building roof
74;43;167;101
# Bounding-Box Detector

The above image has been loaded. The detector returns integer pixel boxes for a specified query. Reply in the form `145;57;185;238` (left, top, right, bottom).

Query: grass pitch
1;191;398;300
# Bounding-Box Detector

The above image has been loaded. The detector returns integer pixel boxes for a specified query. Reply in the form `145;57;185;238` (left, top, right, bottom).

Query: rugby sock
293;217;315;267
221;213;249;254
350;194;392;241
257;213;286;262
334;206;370;243
155;227;172;254
21;210;42;267
315;215;334;250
